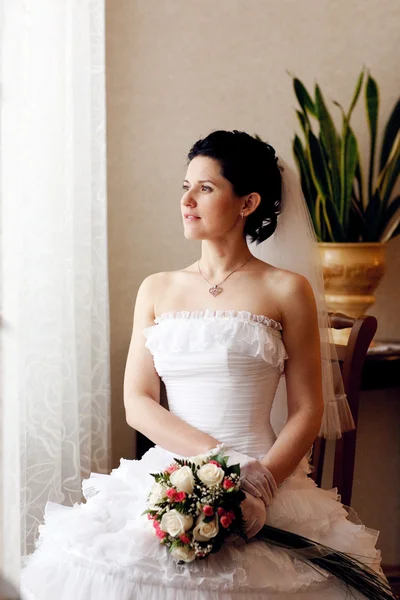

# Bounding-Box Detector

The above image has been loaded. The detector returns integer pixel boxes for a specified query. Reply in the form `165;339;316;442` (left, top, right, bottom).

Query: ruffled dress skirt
21;445;384;600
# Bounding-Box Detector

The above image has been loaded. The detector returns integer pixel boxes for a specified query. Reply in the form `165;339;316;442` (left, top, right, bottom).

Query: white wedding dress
21;310;384;600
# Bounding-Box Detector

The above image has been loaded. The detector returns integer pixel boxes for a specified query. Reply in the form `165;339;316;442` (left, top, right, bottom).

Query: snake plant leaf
314;195;323;240
315;85;341;208
341;126;359;229
293;78;317;118
354;161;365;212
307;130;343;240
379;131;400;212
379;98;400;170
293;135;317;220
364;190;381;241
391;223;400;239
296;110;308;135
346;69;365;121
379;196;400;243
380;195;400;231
307;129;331;200
366;74;379;204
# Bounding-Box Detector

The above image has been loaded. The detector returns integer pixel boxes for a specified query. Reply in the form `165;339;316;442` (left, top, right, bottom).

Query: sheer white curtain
0;0;110;586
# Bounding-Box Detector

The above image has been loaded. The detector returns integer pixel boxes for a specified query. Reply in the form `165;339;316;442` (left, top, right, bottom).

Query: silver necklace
197;256;253;297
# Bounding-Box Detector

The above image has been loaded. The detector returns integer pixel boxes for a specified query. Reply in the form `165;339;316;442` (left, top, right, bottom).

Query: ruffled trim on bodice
143;310;288;372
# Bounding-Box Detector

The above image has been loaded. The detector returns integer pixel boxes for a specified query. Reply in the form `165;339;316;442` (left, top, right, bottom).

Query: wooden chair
310;312;378;506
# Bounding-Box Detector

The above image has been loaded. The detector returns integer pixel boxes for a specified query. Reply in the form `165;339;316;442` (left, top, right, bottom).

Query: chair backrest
310;312;378;506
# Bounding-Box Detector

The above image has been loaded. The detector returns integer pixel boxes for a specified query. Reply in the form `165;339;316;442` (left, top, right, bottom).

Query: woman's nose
182;191;196;207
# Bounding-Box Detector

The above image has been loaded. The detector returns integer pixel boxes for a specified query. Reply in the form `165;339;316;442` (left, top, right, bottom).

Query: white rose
170;544;196;563
192;513;219;542
160;509;193;537
188;453;207;468
197;463;224;487
147;482;166;510
170;466;194;494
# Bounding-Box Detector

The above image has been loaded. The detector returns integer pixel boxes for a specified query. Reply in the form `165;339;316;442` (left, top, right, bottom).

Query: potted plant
292;69;400;322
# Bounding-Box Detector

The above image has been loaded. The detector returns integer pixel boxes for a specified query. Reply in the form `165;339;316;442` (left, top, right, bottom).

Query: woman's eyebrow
183;178;217;185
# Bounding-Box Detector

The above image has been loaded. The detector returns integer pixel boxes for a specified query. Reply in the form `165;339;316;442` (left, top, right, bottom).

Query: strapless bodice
143;310;288;458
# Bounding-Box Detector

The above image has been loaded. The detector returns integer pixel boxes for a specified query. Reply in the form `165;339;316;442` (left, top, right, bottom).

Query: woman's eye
202;185;212;192
182;184;189;191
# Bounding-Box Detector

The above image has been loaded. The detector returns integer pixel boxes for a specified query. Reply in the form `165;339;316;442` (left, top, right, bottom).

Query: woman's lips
184;215;201;221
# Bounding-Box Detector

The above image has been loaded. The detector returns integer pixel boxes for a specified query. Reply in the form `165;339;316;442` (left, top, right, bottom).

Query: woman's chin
183;229;204;240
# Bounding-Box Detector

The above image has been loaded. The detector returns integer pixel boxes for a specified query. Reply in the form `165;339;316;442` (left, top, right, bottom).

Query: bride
21;130;386;599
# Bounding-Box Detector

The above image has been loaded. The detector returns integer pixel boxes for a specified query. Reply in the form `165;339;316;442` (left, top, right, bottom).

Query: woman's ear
243;193;261;216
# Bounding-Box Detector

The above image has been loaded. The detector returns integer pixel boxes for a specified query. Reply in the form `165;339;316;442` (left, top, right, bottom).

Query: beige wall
106;0;400;563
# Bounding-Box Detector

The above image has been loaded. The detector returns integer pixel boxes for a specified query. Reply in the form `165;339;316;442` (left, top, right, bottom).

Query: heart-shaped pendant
209;286;223;297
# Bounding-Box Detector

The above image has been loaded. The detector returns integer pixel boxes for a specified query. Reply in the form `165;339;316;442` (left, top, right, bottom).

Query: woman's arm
260;273;324;485
124;273;220;456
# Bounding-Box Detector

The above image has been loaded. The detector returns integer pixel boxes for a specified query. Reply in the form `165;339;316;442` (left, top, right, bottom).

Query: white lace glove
204;444;278;508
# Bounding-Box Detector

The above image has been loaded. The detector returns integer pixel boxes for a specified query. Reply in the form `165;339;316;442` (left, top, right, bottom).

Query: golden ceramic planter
319;243;386;319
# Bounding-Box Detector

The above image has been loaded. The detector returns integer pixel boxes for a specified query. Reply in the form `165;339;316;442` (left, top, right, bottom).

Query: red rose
209;460;221;467
220;515;232;529
179;534;191;544
203;505;214;517
174;491;187;502
227;510;235;521
222;478;234;490
217;507;226;517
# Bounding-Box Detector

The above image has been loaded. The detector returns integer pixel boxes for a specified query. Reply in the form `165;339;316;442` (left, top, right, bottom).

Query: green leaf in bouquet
212;453;228;469
173;457;188;467
229;463;241;477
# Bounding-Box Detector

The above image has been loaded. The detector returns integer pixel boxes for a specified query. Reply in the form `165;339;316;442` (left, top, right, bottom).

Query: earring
240;212;245;218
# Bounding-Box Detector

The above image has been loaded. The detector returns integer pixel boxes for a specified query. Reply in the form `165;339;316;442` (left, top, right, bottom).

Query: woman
21;130;385;599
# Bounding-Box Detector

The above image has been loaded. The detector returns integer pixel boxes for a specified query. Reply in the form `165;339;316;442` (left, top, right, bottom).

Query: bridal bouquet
145;452;246;562
144;449;395;599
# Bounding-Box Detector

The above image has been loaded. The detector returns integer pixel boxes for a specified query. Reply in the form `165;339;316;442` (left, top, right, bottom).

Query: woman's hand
225;449;277;507
241;492;266;538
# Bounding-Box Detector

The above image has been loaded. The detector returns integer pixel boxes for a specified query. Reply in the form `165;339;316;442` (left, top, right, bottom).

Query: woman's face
181;156;243;240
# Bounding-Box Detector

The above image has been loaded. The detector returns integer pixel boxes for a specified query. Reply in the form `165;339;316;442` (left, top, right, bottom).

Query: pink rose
220;515;232;529
179;534;191;544
165;464;179;475
156;528;167;539
203;505;214;517
209;460;221;467
174;491;187;502
166;488;177;500
147;513;156;520
153;519;161;530
222;478;234;490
